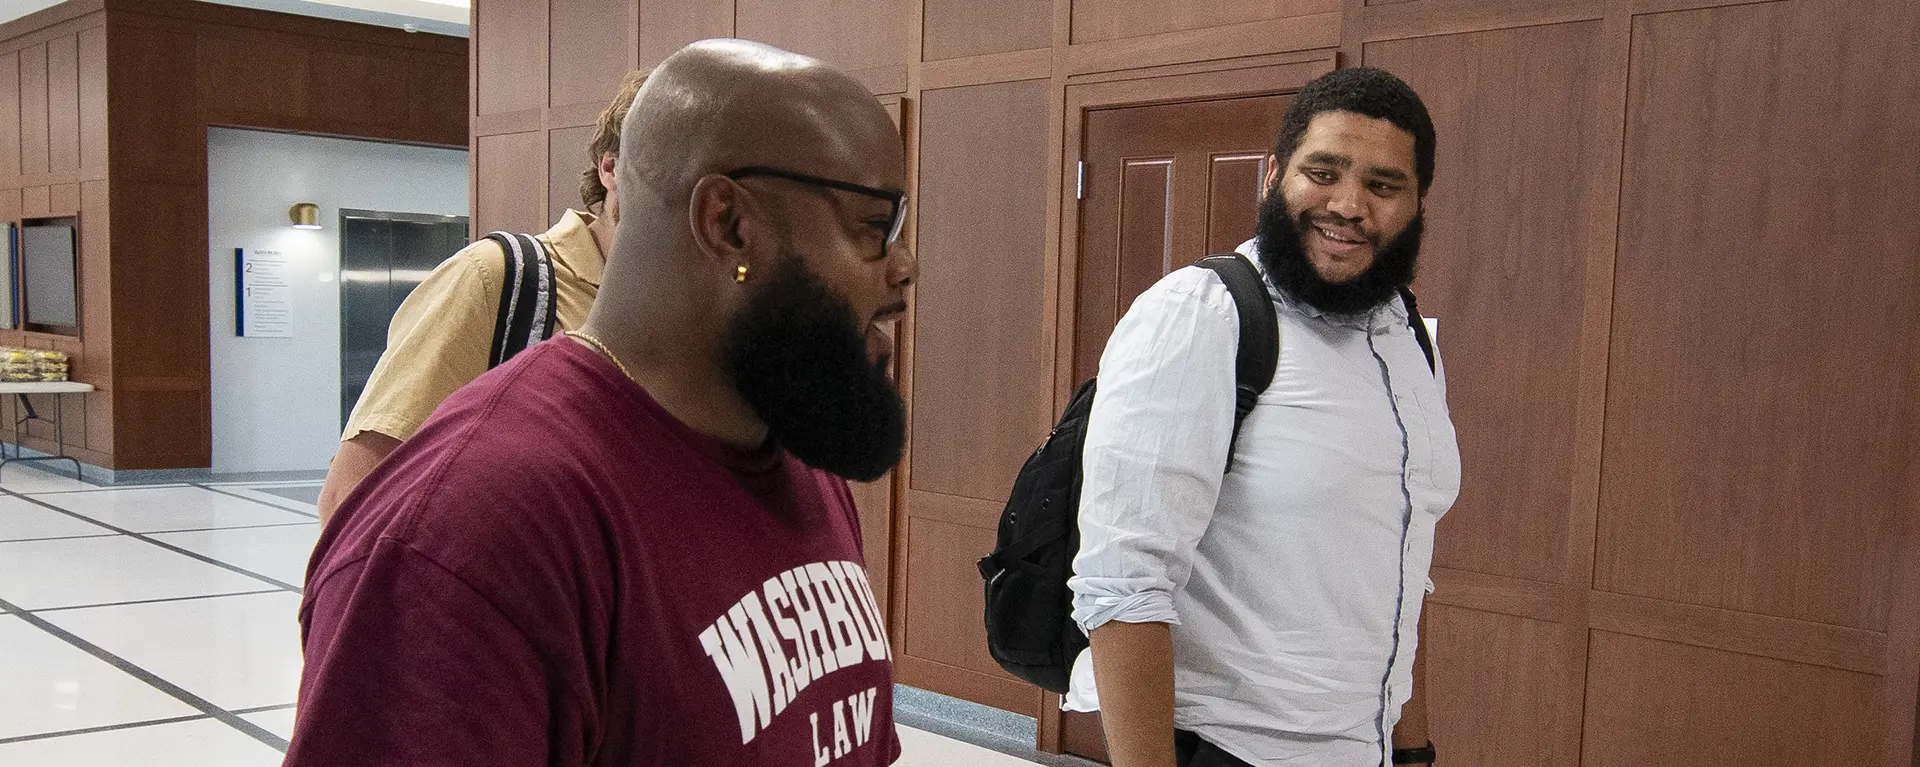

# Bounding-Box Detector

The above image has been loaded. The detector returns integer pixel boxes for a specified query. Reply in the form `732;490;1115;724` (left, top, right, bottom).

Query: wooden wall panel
76;26;103;171
106;174;207;468
310;50;412;133
921;0;1051;61
410;53;468;144
45;33;76;174
0;52;18;180
0;186;16;237
1070;0;1340;44
110;390;208;470
638;0;732;70
1363;21;1607;583
474;0;544;115
1426;605;1565;766
0;184;19;450
549;0;632;108
49;181;74;212
1598;1;1917;630
78;177;110;456
908;80;1052;503
84;387;112;454
1583;631;1880;765
546;125;593;225
736;0;908;73
106;23;199;184
476;131;548;236
196;34;309;120
901;517;1020;681
1359;0;1602;44
22;184;47;216
20;43;46;176
105;182;203;373
78;179;109;363
849;477;892;623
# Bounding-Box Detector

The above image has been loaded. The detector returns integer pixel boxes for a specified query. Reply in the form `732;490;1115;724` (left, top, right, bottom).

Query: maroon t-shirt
288;337;901;767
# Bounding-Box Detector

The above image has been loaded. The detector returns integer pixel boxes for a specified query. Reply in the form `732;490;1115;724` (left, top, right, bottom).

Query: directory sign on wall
237;247;292;338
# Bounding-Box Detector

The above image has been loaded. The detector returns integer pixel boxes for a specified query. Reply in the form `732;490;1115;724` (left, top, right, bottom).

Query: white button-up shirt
1067;239;1461;766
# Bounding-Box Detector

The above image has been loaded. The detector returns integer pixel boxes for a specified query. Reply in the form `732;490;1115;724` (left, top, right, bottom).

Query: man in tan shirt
318;71;647;523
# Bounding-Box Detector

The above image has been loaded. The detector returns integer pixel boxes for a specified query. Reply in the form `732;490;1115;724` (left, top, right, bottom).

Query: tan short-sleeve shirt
341;210;604;442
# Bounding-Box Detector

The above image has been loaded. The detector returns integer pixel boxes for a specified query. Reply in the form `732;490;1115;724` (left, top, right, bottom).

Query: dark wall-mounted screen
21;217;77;329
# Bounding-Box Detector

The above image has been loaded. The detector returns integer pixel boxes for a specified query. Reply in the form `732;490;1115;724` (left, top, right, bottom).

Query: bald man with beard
285;40;916;767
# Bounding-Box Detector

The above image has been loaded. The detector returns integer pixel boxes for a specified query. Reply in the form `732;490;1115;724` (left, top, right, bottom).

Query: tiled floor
0;467;1064;766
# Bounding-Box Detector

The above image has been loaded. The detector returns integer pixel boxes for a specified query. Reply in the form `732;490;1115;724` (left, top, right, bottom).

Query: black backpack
977;253;1439;694
977;253;1279;693
484;231;560;369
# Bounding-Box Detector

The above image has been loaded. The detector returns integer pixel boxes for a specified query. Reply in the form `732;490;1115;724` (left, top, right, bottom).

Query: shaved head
584;39;916;481
615;39;902;250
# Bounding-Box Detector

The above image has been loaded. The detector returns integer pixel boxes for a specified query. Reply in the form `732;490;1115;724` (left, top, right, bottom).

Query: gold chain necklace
564;330;634;381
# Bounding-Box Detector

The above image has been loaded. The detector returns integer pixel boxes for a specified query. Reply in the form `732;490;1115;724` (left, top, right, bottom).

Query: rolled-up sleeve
1069;267;1240;634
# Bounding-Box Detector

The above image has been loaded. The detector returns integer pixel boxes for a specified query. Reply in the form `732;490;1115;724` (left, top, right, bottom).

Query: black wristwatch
1392;742;1436;764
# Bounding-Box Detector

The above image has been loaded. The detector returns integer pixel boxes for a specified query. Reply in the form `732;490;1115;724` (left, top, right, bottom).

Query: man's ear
688;174;760;268
1263;153;1282;191
598;152;618;193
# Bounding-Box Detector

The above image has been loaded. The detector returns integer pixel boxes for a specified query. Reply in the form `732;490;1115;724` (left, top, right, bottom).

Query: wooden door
1072;94;1288;384
854;95;906;616
1063;93;1290;761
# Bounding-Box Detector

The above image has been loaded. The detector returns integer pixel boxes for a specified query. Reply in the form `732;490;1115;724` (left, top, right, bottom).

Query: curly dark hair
1272;67;1436;195
579;69;649;211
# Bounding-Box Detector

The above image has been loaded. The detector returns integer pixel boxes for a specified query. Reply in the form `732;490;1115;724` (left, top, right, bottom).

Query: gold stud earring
735;264;750;283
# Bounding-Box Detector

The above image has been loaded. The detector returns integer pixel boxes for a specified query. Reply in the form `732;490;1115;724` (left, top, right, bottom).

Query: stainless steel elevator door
338;210;470;431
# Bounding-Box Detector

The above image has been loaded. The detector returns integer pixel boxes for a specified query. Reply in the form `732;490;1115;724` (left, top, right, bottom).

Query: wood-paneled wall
0;1;111;467
0;0;466;471
473;0;1920;762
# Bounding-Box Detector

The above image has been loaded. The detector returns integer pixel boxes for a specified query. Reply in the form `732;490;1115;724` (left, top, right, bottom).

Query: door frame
1040;50;1335;757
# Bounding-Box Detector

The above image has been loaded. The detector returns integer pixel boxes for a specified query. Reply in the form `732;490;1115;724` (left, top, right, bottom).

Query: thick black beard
1254;190;1423;317
721;251;906;483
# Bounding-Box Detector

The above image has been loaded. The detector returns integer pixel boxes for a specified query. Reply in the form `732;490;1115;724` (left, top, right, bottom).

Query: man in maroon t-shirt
287;39;918;767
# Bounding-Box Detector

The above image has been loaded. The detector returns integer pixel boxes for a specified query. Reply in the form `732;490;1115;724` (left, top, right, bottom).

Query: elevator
337;210;470;430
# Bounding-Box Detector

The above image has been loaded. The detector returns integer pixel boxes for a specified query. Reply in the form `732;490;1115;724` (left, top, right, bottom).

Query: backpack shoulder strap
1397;287;1437;374
485;232;557;369
1193;253;1280;468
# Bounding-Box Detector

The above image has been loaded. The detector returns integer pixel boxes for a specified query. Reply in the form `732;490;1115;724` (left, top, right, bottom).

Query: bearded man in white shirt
1069;67;1460;767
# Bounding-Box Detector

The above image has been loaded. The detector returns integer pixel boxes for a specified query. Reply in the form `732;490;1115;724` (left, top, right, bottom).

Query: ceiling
0;0;469;37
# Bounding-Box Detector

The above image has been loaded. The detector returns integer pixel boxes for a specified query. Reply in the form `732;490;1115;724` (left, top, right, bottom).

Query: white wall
207;128;467;474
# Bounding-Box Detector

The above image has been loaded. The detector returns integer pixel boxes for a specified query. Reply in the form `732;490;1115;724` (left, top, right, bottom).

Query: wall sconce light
288;202;321;229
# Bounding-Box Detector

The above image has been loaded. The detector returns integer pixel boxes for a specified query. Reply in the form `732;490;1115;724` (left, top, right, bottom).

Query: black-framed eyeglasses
725;166;909;259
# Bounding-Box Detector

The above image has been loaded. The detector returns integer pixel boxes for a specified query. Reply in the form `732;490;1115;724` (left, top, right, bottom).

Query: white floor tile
0;718;285;766
30;486;314;533
200;480;317;489
208;485;320;516
149;524;320;587
0;496;115;542
0;615;200;740
25;484;189;496
238;707;296;740
0;467;100;494
250;484;322;507
896;726;1047;767
0;537;276;611
40;592;303;712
